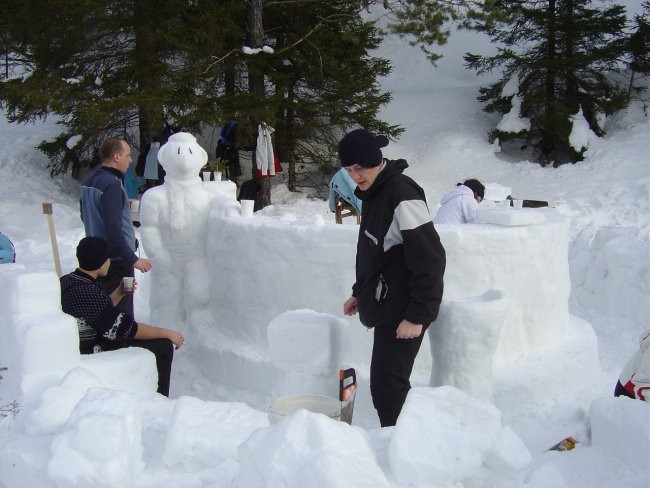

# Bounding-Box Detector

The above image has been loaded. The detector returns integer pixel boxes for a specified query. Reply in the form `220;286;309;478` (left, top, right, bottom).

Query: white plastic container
268;394;341;423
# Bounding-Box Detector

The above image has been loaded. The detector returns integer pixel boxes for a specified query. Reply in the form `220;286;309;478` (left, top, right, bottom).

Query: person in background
80;137;152;316
614;330;650;402
339;128;446;427
433;179;485;224
60;237;184;396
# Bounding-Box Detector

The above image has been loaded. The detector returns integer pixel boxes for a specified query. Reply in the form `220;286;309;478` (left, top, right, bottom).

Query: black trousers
370;323;428;427
100;338;174;397
100;259;134;317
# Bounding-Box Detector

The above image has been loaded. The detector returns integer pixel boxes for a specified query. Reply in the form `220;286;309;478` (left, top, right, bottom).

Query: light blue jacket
328;168;362;214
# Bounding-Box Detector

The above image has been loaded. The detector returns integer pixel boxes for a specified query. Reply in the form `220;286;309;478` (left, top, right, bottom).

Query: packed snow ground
1;17;649;488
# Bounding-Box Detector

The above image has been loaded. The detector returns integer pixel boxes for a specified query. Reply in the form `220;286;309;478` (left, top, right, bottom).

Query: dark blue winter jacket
80;166;138;265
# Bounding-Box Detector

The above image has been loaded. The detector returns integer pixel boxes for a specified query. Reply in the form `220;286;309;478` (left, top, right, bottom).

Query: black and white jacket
60;270;138;353
352;159;446;328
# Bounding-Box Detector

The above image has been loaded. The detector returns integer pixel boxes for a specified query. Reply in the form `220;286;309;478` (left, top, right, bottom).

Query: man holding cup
80;137;152;316
60;237;184;397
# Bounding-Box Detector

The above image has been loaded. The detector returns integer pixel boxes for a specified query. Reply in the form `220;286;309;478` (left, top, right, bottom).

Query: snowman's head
157;132;207;180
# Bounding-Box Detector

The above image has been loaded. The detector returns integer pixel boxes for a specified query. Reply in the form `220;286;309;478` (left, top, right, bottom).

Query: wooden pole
42;201;62;278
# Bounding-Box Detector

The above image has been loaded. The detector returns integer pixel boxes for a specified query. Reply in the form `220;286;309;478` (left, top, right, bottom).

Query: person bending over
60;236;184;396
433;179;485;224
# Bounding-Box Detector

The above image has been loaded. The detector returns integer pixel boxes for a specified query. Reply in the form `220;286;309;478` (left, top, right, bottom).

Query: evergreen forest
0;0;647;201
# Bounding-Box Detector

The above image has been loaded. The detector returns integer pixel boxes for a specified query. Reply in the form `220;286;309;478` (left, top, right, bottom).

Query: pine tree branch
203;49;240;74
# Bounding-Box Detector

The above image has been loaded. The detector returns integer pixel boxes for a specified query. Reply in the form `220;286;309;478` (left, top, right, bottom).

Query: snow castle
136;133;598;427
0;133;598;431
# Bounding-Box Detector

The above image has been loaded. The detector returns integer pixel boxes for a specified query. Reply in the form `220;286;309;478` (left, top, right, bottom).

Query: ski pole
42;201;62;278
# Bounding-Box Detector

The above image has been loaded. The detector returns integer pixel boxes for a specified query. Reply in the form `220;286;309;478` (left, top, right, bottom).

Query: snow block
430;289;508;401
0;269;82;404
483;183;512;201
162;396;268;471
79;347;158;395
0;270;62;319
267;309;347;375
476;206;547;226
3;312;80;403
590;396;650;471
237;409;389;488
388;386;502;485
48;388;144;488
27;367;104;436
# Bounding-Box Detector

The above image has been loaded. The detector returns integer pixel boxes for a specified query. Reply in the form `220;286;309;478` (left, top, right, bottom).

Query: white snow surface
1;14;649;488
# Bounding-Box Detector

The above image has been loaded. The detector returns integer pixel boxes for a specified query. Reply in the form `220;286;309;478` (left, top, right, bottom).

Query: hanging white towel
144;142;161;180
256;124;275;176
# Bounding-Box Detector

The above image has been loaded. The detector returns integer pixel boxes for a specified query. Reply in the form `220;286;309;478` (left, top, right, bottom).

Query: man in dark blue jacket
340;129;446;427
81;137;152;315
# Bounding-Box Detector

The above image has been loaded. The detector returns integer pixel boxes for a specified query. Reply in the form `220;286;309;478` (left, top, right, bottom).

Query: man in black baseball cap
339;128;446;427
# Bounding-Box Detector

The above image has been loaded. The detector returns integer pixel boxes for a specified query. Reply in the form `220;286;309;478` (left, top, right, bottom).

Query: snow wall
141;180;599;427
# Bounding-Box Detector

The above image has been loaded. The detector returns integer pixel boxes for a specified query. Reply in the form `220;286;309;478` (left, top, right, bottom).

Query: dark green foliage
0;0;229;174
262;1;401;186
0;0;402;183
465;0;629;166
625;2;650;103
382;0;508;63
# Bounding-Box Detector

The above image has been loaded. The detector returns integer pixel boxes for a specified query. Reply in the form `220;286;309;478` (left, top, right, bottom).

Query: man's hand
134;258;152;272
167;330;185;349
343;296;358;316
396;319;422;339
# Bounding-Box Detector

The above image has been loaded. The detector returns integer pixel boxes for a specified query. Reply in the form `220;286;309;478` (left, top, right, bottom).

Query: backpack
0;232;16;264
216;141;241;179
216;121;241;179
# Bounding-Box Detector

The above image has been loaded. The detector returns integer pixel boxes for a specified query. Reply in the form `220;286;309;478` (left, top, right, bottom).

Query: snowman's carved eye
177;148;180;154
189;148;192;154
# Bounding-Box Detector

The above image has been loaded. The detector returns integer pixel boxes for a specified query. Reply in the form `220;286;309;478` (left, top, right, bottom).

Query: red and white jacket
618;330;650;402
255;124;282;177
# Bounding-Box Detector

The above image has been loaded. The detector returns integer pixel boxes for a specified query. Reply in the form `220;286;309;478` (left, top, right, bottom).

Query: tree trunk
541;0;557;164
285;82;297;192
246;0;271;208
134;0;164;154
564;0;579;115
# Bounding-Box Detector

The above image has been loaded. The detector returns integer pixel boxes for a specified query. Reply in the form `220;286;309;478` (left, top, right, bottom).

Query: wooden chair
334;196;360;224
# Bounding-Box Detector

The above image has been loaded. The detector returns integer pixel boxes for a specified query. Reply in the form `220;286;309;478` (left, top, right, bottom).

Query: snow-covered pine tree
625;2;650;106
465;0;628;166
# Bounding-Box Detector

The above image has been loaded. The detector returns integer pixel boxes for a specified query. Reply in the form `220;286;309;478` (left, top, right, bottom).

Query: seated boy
60;236;184;396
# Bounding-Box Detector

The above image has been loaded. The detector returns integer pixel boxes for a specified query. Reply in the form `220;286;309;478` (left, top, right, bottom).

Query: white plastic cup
129;199;140;212
214;171;222;182
201;171;210;182
122;277;134;294
512;199;523;210
240;199;255;217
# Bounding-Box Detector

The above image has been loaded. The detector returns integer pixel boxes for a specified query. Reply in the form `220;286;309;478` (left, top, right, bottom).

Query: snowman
140;132;237;329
